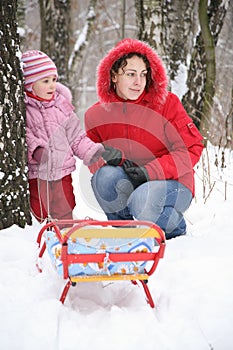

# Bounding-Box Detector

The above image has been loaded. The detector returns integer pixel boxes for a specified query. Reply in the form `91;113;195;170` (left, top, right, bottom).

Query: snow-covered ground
1;144;233;350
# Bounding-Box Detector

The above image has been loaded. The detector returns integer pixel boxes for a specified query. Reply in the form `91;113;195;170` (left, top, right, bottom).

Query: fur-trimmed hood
96;38;168;108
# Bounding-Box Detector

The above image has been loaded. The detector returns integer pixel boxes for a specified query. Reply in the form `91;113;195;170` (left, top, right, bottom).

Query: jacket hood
96;38;168;108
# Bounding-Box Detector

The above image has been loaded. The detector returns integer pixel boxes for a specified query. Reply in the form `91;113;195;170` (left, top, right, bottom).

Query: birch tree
0;1;32;229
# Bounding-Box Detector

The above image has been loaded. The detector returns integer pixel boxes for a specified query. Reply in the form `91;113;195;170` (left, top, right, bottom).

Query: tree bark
0;1;32;229
135;0;163;52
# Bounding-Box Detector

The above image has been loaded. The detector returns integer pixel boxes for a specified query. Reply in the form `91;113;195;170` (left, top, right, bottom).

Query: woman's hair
110;52;152;92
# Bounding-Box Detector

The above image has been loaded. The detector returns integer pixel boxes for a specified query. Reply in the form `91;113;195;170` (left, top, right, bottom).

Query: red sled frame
36;219;166;308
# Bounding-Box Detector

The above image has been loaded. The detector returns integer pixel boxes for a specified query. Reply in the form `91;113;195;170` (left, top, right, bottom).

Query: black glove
123;160;149;188
102;145;122;166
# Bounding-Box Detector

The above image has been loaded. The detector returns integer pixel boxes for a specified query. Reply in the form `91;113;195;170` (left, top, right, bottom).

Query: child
22;50;104;224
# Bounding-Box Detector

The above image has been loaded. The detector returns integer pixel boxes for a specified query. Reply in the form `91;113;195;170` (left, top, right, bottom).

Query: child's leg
50;175;76;221
28;178;48;222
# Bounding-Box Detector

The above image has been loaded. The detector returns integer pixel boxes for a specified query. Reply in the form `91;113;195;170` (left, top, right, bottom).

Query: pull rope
32;152;52;223
45;159;52;222
37;177;44;222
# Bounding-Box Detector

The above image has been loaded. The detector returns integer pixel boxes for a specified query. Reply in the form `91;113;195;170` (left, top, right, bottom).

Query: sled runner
36;219;166;308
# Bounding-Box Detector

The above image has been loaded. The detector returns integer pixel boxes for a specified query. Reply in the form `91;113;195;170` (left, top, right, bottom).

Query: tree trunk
68;0;97;76
135;0;163;53
0;1;32;229
68;0;98;106
198;0;216;136
182;0;228;138
39;0;71;85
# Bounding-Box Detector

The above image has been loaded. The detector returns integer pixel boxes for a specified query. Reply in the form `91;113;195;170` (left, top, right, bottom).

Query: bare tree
39;0;71;85
225;89;233;148
68;0;98;103
68;0;97;75
0;1;32;229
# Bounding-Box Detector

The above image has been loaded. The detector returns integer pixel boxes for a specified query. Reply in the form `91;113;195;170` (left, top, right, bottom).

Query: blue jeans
91;166;192;239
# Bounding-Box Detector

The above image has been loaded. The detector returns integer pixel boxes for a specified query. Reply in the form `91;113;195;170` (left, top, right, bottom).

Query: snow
1;144;233;350
170;62;188;99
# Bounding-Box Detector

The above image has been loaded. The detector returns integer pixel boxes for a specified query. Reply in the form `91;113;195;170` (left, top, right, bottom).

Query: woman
84;38;204;239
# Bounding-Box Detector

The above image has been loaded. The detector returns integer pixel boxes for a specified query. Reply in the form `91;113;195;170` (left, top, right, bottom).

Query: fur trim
97;38;168;108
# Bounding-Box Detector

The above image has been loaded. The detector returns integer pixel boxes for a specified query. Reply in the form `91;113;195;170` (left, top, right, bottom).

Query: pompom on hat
21;50;58;91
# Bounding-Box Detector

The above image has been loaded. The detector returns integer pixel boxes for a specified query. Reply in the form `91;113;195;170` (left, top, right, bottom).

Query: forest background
0;0;233;229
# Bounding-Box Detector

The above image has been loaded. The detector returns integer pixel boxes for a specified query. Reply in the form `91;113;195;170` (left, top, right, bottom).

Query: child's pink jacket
25;83;104;181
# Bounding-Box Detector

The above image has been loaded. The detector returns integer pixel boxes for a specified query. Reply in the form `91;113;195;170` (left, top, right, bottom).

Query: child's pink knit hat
21;50;58;91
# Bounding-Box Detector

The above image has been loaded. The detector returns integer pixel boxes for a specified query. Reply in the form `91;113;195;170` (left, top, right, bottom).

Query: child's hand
33;147;48;164
102;146;122;166
89;148;104;164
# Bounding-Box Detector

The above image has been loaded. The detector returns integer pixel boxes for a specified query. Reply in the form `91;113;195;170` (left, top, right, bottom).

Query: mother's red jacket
85;39;204;196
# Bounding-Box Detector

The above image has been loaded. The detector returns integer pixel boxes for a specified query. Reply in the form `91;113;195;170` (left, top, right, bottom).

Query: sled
36;219;166;308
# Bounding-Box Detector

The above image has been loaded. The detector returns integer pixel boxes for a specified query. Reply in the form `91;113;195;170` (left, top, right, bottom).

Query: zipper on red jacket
123;101;127;114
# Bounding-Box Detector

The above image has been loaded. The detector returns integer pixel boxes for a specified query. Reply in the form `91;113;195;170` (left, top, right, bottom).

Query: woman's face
112;56;147;100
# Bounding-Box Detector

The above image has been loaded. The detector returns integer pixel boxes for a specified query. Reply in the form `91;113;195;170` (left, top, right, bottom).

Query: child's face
32;75;57;99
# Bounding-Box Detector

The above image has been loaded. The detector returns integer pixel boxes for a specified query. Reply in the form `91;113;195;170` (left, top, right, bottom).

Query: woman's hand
123;159;149;188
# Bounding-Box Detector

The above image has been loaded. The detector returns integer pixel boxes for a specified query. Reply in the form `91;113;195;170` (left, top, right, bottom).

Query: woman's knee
91;165;131;198
92;166;117;189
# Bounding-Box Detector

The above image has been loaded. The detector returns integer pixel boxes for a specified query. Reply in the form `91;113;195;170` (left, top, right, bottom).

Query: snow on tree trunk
0;1;32;229
68;0;97;108
68;0;97;75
